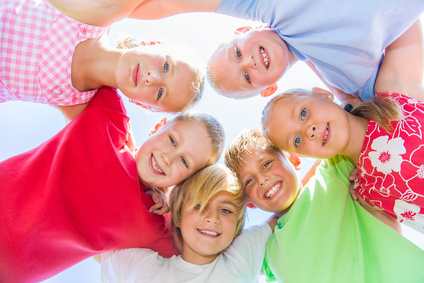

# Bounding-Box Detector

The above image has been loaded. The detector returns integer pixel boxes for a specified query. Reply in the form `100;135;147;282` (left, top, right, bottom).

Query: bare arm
374;20;424;100
129;0;222;20
55;103;88;123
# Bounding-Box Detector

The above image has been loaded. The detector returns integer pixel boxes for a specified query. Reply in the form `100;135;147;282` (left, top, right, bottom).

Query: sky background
0;12;423;283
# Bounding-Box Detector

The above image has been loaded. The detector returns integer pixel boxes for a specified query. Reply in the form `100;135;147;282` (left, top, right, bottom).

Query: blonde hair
168;111;225;165
170;164;246;240
117;36;204;112
225;128;289;171
262;88;403;133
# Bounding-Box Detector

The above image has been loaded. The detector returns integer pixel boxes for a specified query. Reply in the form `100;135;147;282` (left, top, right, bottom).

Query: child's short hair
170;164;246;240
225;128;286;171
169;111;225;165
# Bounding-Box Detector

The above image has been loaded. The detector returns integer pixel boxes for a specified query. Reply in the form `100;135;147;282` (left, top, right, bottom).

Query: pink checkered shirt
1;0;108;105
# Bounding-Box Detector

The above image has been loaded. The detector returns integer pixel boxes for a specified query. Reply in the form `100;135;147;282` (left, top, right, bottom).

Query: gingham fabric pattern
1;0;108;105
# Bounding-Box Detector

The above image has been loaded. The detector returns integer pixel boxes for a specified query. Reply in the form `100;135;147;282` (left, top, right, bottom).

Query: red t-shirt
0;86;178;282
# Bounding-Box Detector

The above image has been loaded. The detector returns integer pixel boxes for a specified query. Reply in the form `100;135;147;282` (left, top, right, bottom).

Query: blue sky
0;12;423;283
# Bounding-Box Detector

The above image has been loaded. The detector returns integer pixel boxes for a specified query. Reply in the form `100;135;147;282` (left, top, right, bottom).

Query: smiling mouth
198;229;220;237
322;123;329;146
260;47;269;69
264;181;282;199
132;64;140;86
151;154;164;175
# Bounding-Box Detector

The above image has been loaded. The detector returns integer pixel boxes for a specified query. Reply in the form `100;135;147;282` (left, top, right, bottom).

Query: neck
181;247;219;265
71;35;123;91
340;114;369;163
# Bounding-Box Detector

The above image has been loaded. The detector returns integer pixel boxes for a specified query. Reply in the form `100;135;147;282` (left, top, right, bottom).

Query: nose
242;54;257;69
305;123;317;140
205;210;219;224
258;176;269;187
161;151;176;167
145;70;162;85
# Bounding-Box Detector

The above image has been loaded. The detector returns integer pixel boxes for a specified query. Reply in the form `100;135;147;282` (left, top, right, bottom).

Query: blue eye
300;108;307;120
244;72;251;84
220;208;232;214
163;61;169;72
169;135;176;146
236;47;242;59
157;88;163;100
294;136;301;148
181;157;188;168
263;161;272;169
245;178;253;187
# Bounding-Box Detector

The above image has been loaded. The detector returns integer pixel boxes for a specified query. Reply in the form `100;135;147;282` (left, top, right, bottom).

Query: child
100;164;278;283
1;0;203;120
0;86;224;282
225;128;424;283
262;21;424;233
133;0;424;102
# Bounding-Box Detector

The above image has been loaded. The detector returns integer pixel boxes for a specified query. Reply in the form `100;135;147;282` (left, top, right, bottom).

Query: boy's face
179;191;238;265
115;48;197;112
265;95;350;159
135;120;212;188
209;29;291;98
235;145;300;214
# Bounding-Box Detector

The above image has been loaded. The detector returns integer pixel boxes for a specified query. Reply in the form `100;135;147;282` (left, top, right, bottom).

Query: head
135;111;225;188
207;27;294;99
262;88;352;159
225;129;301;216
169;164;246;264
115;39;204;113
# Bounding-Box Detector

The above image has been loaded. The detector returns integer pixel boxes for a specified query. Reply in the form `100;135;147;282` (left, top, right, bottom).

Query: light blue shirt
218;0;424;100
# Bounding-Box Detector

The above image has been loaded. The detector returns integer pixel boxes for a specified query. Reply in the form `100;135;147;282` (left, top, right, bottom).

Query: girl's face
179;191;239;265
265;95;350;159
236;145;300;215
134;120;212;188
115;48;197;112
209;29;293;98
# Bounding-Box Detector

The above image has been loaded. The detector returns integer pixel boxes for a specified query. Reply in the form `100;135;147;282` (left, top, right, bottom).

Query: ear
312;87;333;101
261;84;278;97
148;118;167;136
129;99;152;110
235;26;253;34
288;152;302;171
246;199;257;209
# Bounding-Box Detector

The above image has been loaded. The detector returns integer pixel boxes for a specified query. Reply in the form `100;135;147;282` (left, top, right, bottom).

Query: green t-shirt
263;155;424;282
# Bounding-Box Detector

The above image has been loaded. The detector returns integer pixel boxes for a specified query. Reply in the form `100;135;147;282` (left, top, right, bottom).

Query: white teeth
199;230;218;236
265;182;281;199
151;156;164;174
322;124;329;146
260;47;269;68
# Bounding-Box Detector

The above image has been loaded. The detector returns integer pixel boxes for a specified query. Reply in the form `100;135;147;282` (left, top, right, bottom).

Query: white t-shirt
101;223;271;283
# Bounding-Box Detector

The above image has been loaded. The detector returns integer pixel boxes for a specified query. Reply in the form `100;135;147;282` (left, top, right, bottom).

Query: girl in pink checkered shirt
1;0;204;120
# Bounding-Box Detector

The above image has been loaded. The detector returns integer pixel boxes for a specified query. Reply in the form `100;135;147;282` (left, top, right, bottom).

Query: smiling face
235;145;300;215
264;94;351;159
209;29;292;98
179;191;239;265
115;48;199;112
134;120;213;188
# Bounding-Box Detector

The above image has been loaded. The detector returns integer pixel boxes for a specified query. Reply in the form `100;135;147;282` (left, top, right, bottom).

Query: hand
348;167;359;201
145;187;170;215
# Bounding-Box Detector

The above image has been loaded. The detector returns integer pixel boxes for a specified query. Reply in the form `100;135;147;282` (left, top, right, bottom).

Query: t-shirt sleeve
228;222;272;279
101;249;163;283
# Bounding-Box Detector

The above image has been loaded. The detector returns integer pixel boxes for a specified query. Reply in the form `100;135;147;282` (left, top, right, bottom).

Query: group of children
1;0;424;282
